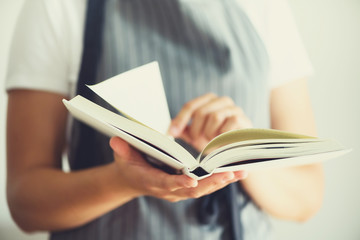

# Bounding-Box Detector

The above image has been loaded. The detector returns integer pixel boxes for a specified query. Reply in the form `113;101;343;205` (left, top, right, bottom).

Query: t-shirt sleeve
265;0;313;89
5;0;84;96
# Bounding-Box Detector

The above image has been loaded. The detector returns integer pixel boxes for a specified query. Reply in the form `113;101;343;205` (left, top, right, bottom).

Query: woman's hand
168;93;253;151
109;93;251;202
110;137;247;202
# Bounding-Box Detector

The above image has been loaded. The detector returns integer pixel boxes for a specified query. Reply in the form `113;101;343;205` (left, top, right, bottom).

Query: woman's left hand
168;93;253;151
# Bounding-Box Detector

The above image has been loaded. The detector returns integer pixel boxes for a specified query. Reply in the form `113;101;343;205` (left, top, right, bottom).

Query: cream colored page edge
198;128;315;160
87;62;172;135
62;96;198;169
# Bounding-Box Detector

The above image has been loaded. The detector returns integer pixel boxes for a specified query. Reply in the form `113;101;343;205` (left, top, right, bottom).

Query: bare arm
168;80;324;221
6;90;140;231
7;90;246;232
241;79;324;221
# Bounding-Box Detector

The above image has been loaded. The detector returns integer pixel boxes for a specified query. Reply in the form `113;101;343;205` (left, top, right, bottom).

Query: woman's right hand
109;137;246;202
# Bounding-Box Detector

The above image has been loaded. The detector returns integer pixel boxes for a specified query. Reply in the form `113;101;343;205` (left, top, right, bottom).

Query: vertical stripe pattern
53;0;272;239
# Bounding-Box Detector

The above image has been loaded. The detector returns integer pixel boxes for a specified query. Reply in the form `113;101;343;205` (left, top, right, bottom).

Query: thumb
109;137;132;160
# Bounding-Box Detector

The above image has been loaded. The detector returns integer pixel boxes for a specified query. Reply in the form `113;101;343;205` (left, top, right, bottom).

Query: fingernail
169;125;180;136
222;172;234;182
234;171;248;179
185;179;198;188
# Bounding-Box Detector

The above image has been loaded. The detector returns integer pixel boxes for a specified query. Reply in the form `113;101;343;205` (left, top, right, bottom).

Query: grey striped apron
52;0;272;239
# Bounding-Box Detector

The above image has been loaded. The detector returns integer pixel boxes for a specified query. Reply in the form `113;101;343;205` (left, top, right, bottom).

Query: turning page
87;62;171;135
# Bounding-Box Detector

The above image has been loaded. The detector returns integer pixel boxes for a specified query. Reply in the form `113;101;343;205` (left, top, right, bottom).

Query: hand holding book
63;62;351;180
107;89;251;200
109;136;247;202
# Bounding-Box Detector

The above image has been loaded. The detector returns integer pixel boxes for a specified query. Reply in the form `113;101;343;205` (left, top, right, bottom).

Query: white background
1;0;359;239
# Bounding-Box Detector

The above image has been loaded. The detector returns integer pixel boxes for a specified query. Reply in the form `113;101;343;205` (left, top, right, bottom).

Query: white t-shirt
6;0;313;96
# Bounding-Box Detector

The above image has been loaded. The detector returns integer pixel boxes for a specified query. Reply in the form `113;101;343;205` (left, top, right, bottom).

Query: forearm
241;164;324;221
247;78;325;221
7;162;137;232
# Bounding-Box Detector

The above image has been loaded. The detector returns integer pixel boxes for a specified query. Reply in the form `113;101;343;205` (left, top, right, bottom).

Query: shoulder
18;0;86;32
6;0;87;96
18;0;86;56
240;0;313;88
237;0;300;46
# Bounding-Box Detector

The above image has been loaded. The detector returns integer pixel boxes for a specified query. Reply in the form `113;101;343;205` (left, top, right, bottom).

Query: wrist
108;161;143;200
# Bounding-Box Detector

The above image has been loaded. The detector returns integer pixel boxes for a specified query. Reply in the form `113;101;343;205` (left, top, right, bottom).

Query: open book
63;62;350;180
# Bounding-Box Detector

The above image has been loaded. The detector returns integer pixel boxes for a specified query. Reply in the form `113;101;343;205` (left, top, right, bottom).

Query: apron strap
77;0;106;95
71;1;246;239
197;183;248;240
69;0;106;170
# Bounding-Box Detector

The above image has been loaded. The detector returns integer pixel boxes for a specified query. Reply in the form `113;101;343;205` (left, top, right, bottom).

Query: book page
87;62;171;135
198;128;315;161
63;96;198;169
210;149;351;174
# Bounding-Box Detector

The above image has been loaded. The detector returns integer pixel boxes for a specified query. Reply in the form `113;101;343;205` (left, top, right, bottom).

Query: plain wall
0;1;48;239
0;0;359;239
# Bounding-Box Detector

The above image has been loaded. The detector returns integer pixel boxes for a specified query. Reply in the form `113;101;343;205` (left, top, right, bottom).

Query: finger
197;171;235;189
189;96;235;140
219;113;252;134
194;171;248;196
174;171;235;199
202;106;238;140
168;93;217;137
110;137;148;165
178;126;192;143
233;170;248;180
164;171;247;201
194;172;235;198
109;137;132;160
141;171;199;198
153;174;198;192
219;116;240;134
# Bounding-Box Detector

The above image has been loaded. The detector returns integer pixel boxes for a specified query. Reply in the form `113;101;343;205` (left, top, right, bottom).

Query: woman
6;0;323;239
